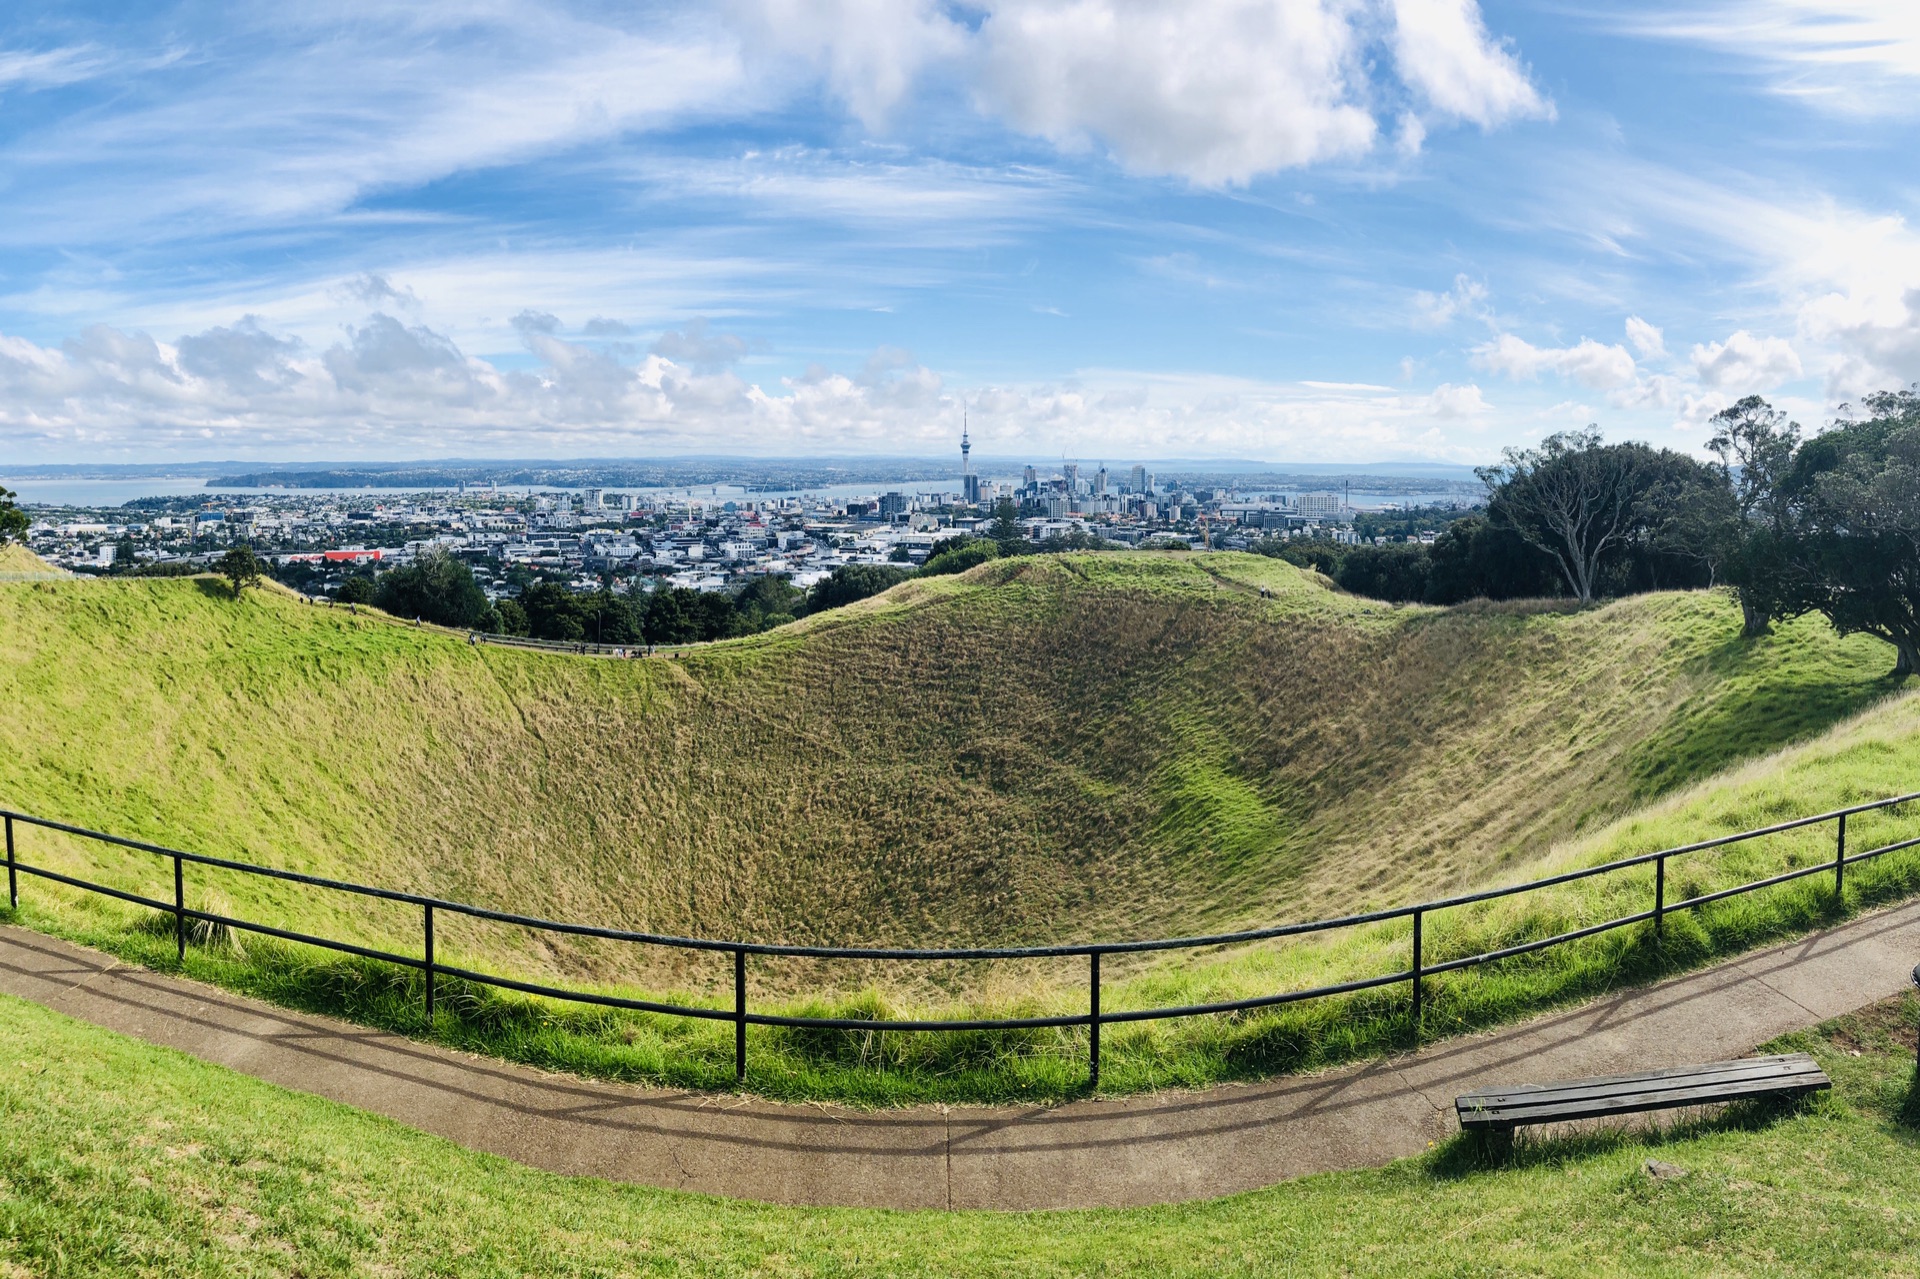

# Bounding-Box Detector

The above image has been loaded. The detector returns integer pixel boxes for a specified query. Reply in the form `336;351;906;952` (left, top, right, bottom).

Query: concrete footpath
3;905;1917;1211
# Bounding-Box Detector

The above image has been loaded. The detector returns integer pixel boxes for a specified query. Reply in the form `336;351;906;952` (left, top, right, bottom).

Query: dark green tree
990;497;1025;555
642;587;700;644
0;486;26;544
519;580;588;641
493;597;529;636
1332;544;1431;603
733;575;806;631
921;537;1000;576
373;548;492;628
336;574;376;605
1784;389;1920;678
216;544;264;599
807;564;913;612
1706;396;1803;637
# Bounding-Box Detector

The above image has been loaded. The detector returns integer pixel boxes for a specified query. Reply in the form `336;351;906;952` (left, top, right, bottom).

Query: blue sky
1;1;1917;465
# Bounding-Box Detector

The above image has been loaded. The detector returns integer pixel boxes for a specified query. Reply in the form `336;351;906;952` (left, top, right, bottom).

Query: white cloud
735;0;1547;186
1689;330;1803;390
1426;381;1490;417
1413;274;1489;329
737;0;964;128
1625;315;1666;358
1472;333;1638;389
1617;2;1920;115
973;0;1378;185
0;312;1504;462
651;318;750;370
1388;0;1552;127
0;45;113;90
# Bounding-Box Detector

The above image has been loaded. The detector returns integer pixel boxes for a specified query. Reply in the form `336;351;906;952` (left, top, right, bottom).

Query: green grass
0;544;61;577
2;557;1919;1105
3;989;1918;1276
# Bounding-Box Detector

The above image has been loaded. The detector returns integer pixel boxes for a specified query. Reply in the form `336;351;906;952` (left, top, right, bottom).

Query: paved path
3;906;1917;1211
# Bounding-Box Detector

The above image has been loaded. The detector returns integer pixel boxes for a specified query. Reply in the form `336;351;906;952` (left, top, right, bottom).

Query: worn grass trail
3;554;1919;1103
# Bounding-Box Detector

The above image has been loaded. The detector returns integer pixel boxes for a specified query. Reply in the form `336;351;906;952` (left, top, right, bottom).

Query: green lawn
2;990;1916;1277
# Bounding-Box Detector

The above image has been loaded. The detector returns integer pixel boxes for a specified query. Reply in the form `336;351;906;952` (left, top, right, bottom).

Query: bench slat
1455;1053;1829;1131
1463;1075;1827;1128
1459;1056;1821;1109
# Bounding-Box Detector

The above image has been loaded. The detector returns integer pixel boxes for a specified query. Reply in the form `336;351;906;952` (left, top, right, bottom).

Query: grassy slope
0;543;62;576
3;989;1917;1277
3;557;1920;1102
0;557;1900;958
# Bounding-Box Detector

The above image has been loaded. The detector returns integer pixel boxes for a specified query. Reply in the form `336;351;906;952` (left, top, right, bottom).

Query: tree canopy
216;545;264;599
372;549;495;629
0;486;26;545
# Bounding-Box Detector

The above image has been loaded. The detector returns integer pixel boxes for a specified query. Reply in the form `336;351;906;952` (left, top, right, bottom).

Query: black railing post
5;813;15;912
173;852;185;963
734;947;747;1084
1835;812;1847;904
1411;908;1424;1044
1654;854;1666;942
423;904;435;1026
1088;950;1102;1091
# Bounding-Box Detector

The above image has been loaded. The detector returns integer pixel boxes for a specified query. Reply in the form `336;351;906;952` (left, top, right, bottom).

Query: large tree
1786;389;1920;678
0;485;26;544
1477;428;1650;604
216;545;264;599
373;548;493;628
1706;396;1803;637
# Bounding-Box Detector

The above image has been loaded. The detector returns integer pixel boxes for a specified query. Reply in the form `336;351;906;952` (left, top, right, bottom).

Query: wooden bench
1455;1053;1829;1133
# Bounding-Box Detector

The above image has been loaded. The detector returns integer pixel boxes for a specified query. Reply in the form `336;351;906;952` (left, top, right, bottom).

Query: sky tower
961;409;981;505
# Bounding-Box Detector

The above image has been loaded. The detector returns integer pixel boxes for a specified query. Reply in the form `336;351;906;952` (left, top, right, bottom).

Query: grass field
2;989;1916;1277
3;555;1919;1103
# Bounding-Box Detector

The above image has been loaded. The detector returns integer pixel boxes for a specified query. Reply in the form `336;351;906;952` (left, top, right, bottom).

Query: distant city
5;441;1484;594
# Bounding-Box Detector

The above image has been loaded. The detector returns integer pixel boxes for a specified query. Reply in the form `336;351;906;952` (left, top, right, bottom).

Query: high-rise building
582;488;604;510
1093;466;1108;496
1023;465;1038;490
1129;464;1147;492
1062;462;1080;492
879;492;909;520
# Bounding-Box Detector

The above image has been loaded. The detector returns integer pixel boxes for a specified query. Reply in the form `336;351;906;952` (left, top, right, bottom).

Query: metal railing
3;792;1918;1088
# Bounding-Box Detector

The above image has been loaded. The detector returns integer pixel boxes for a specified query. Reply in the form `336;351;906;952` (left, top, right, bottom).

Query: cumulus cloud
1472;333;1638;389
650;318;750;371
974;0;1379;185
174;316;304;394
1625;315;1666;358
1426;381;1490;417
1388;0;1552;127
1689;330;1803;390
742;0;1548;186
0;312;1501;461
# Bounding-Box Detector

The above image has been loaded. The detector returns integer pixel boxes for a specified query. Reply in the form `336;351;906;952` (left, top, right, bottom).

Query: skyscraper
1129;464;1147;493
